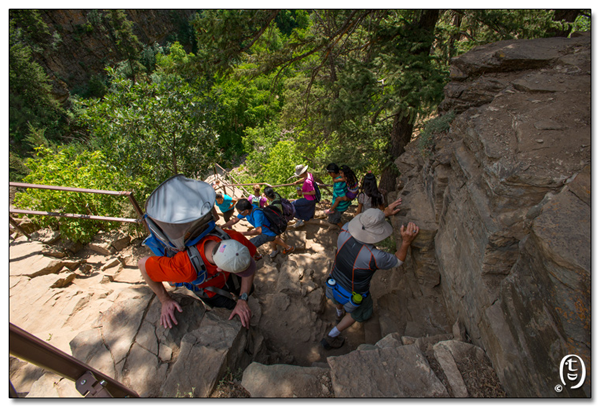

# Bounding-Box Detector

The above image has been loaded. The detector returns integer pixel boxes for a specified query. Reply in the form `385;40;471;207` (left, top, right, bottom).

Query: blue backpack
142;175;231;291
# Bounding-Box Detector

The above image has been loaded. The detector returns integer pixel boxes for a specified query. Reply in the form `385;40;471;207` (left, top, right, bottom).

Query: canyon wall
392;32;591;397
32;10;196;101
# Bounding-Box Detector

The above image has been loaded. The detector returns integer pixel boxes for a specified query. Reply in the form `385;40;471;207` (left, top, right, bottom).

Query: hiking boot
294;219;305;228
321;334;345;350
283;245;295;255
269;248;279;258
335;310;346;323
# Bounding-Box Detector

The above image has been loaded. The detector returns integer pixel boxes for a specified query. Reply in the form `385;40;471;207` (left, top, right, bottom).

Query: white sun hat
347;208;393;244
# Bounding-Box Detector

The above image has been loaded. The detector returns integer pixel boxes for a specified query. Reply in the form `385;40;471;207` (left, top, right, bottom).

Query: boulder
25;373;82;398
159;310;247;398
241;363;332;397
327;344;448;397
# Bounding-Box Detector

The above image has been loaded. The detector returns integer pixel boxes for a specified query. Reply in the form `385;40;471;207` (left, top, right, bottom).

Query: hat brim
347;212;393;244
294;165;308;177
232;257;256;278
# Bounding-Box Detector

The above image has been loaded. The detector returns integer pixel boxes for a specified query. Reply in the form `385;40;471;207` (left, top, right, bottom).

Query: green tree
107;10;144;82
77;70;220;197
9;12;68;154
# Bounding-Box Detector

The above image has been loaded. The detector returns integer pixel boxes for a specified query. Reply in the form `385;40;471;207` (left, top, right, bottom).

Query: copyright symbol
555;384;563;393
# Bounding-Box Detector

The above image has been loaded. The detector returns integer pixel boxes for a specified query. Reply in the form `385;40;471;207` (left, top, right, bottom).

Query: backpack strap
185;228;231;285
186;244;208;285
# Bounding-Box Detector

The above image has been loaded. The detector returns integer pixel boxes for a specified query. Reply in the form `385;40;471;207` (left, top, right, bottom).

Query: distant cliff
392;32;591;397
25;10;196;102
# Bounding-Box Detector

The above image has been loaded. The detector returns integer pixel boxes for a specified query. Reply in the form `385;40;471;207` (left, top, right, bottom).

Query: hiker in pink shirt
291;164;318;228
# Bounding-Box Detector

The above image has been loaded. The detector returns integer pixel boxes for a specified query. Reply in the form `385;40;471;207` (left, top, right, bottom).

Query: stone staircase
241;331;505;397
9;206;506;398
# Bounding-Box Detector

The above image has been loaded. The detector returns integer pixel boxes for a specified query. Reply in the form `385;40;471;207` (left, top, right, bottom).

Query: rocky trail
11;31;590;399
9;202;504;398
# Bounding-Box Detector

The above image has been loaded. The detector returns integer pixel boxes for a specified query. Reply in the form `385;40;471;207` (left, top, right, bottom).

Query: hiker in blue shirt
215;192;237;223
326;163;351;228
222;199;294;260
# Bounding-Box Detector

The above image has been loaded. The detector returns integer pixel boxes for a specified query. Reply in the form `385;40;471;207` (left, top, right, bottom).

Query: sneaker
269;248;279;258
294;219;305;228
321;334;345;350
253;253;263;261
283;245;295;255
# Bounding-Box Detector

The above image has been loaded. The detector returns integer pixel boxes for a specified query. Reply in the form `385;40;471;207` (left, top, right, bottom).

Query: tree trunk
379;112;413;196
379;9;440;197
548;9;582;37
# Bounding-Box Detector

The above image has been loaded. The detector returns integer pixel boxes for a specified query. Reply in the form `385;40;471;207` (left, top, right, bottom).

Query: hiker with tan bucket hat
321;197;419;350
290;164;319;228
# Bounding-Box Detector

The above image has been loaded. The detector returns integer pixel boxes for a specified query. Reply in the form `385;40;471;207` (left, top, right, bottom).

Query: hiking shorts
327;209;344;225
221;208;235;223
330;293;373;323
249;233;276;248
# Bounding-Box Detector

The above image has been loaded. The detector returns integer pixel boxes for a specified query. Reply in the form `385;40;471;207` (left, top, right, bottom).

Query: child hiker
248;184;268;208
325;165;358;215
355;172;386;215
325;163;351;228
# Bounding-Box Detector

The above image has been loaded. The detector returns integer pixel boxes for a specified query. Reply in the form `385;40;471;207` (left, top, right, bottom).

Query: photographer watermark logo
555;354;586;393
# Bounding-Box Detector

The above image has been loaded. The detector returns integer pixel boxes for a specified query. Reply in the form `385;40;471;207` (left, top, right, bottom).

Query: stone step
241;363;333;397
327;343;448;397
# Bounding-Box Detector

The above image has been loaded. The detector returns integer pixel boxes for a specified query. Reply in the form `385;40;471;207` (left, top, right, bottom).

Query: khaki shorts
331;293;373;323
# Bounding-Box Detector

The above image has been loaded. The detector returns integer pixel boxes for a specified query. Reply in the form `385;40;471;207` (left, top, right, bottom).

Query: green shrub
14;145;144;243
417;111;456;156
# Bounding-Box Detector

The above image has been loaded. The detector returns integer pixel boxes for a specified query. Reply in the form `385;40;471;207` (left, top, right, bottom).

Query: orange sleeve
145;251;197;283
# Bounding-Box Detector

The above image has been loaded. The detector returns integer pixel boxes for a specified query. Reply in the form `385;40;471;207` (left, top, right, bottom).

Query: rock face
24;10;196;100
394;33;590;397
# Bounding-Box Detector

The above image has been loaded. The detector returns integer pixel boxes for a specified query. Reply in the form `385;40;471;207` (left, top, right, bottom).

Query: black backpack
259;205;288;235
314;183;322;203
271;192;296;221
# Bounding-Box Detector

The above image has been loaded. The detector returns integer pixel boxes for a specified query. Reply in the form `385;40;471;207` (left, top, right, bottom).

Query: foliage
417;111;456;156
106;10;145;82
240;124;303;198
77;70;220;199
191;10;280;73
9;16;68;154
14;145;142;243
211;66;283;159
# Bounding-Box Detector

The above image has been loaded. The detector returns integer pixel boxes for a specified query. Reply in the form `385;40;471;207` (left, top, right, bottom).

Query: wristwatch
239;293;249;301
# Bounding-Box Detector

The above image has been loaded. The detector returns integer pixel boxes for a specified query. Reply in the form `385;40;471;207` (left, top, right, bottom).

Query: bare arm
138;257;182;329
222;216;241;229
395;222;419;262
242;226;262;236
229;273;255;329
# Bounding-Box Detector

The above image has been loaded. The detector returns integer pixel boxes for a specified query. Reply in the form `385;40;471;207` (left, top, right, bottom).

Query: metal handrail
9;323;139;398
9;182;148;233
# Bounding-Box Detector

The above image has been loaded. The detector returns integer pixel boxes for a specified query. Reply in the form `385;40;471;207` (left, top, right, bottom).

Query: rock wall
31;10;196;101
393;33;591;397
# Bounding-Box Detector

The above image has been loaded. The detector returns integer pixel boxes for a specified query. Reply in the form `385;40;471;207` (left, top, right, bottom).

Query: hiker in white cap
138;231;257;329
290;164;317;228
320;197;419;350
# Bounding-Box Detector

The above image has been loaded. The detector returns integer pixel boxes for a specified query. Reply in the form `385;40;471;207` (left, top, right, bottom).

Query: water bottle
351;291;363;305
